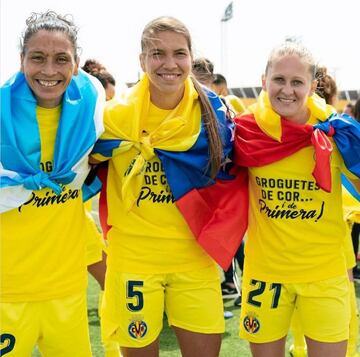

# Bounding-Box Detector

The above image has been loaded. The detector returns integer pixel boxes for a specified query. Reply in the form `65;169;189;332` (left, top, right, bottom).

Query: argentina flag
0;69;105;212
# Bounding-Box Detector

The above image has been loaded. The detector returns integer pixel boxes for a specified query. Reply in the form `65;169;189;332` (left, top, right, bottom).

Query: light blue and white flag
0;69;105;212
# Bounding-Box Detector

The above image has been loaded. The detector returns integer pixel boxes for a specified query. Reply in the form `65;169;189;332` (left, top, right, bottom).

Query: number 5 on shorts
126;280;144;312
247;279;281;309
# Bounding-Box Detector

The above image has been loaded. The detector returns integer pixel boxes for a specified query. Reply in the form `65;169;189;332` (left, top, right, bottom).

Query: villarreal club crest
128;319;148;339
243;313;260;334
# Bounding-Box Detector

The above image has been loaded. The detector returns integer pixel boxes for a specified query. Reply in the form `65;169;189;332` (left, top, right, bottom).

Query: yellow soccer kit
240;142;352;342
0;292;91;356
0;106;96;354
240;112;354;343
240;275;350;343
102;102;213;274
102;265;224;347
96;98;224;347
244;144;350;283
286;182;360;354
0;105;98;301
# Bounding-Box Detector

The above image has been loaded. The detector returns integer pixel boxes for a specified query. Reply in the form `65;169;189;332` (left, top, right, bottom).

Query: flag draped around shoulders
0;69;105;212
234;91;360;193
92;75;248;270
342;175;360;203
342;174;360;224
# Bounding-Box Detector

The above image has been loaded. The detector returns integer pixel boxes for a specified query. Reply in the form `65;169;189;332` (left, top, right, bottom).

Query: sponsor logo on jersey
128;320;148;339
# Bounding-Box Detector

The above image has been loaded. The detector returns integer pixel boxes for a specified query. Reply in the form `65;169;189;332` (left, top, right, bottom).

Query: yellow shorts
101;263;224;347
239;274;350;343
0;292;91;356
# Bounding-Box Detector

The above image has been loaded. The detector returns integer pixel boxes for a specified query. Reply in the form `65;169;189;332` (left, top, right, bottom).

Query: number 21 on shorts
247;279;282;309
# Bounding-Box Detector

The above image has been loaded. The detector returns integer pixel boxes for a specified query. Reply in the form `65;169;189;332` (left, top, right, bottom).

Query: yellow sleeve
226;95;246;115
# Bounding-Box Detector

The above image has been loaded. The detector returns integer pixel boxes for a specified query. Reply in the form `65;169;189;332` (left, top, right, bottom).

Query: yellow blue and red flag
92;75;248;269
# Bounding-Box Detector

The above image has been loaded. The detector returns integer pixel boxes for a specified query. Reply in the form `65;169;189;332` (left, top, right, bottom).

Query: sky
1;0;359;91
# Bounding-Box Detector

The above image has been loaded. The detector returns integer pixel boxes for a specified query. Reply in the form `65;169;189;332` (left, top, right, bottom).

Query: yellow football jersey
1;106;98;302
103;102;213;274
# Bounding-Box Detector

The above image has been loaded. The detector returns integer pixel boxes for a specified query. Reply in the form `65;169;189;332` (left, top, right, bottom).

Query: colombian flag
234;92;360;193
95;141;249;271
92;77;248;270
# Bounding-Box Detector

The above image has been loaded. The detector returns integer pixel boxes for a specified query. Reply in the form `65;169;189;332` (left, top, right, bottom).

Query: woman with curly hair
0;10;104;356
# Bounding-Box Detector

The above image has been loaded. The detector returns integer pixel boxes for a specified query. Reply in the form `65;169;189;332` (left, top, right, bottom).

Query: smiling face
262;54;317;124
139;30;192;109
20;29;79;108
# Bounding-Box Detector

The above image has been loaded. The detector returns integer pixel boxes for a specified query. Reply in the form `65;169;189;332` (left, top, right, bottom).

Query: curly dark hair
315;66;337;105
81;59;116;89
81;59;106;74
20;10;79;57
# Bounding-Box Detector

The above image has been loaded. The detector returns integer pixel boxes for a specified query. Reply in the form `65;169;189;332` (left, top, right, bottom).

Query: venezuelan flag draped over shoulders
92;74;248;269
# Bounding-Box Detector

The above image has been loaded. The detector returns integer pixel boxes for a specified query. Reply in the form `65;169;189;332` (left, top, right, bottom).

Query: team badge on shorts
243;313;260;334
128;319;148;339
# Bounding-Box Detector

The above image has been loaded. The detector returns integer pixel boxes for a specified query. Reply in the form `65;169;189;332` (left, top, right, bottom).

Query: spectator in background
82;59;116;101
192;57;215;88
343;102;355;117
315;66;338;105
212;73;246;116
354;98;360;122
